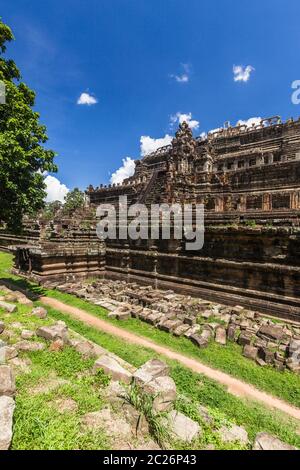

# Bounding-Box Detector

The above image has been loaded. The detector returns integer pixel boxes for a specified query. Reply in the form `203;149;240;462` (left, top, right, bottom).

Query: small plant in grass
245;220;257;228
124;383;170;448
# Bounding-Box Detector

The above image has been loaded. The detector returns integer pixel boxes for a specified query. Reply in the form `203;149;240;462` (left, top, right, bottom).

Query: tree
43;200;63;220
0;19;57;231
63;188;85;214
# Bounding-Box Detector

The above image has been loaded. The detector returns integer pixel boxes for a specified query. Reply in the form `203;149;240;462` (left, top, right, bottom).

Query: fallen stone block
167;410;201;443
173;324;191;337
158;319;182;333
238;332;252;347
68;339;97;358
81;407;132;438
49;339;64;352
93;355;132;384
0;366;16;397
143;376;177;412
31;307;47;319
190;334;209;349
243;345;258;361
288;339;300;358
218;425;248;445
133;359;170;386
257;325;285;342
0;396;15;450
21;330;35;340
36;322;68;343
0;346;18;363
183;316;196;326
253;432;297;450
215;327;227;345
0;301;17;314
15;341;46;352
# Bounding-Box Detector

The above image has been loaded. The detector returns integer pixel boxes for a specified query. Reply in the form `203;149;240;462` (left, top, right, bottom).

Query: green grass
12;347;111;450
1;251;300;450
1;278;300;450
45;289;300;408
1;250;300;408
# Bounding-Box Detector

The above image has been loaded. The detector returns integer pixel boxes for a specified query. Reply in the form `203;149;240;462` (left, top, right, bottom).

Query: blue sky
2;0;300;199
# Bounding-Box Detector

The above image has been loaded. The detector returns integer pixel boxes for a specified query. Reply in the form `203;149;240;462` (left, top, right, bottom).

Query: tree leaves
0;19;57;231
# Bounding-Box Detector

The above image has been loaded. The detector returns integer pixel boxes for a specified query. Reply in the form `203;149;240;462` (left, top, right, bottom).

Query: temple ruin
2;116;300;321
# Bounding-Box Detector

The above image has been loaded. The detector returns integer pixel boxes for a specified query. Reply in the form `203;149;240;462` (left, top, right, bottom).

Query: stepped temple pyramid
2;116;300;321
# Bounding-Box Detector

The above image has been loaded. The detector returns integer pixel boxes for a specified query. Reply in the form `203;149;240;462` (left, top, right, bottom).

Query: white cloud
170;112;200;130
170;63;190;83
237;117;262;127
233;65;255;82
77;92;98;105
110;157;136;185
44;175;69;203
140;135;173;156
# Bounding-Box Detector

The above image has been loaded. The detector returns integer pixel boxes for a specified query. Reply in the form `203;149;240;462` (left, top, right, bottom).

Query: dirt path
41;296;300;421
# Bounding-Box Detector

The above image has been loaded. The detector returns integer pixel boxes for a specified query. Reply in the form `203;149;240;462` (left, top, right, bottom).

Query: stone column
263;193;271;211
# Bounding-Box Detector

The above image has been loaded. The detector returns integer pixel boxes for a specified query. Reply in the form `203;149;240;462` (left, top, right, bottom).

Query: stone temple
1;116;300;321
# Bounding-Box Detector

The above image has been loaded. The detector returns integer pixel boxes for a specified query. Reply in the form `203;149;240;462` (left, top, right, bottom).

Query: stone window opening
238;160;245;168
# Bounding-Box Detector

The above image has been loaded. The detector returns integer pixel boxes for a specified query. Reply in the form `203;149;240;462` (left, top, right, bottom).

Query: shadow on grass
0;276;46;300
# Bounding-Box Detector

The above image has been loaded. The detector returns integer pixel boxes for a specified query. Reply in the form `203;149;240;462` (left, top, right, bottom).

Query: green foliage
245;220;257;228
63;188;85;215
0;18;57;231
125;383;170;448
41;200;63;220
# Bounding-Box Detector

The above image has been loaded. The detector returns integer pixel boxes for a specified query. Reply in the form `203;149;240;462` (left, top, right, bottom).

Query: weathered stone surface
258;325;285;341
81;407;132;438
93;355;132;384
0;346;18;363
173;324;190;337
49;339;64;352
9;357;32;374
253;432;297;450
183;316;196;326
190;334;209;349
167;410;201;443
238;332;252;347
0;301;17;313
104;380;127;403
133;359;170;386
122;402;149;436
0;366;16;397
31;307;48;319
288;339;300;358
144;376;177;412
0;321;5;334
36;322;68;343
68;339;97;358
15;340;46;352
215;327;227;345
0;396;15;450
21;329;35;340
243;345;258;360
218;425;248;445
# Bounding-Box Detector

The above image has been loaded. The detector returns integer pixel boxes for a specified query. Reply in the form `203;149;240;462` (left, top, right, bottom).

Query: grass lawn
0;253;300;447
0;252;300;449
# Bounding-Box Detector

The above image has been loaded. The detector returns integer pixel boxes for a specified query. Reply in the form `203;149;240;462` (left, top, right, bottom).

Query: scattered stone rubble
0;285;299;450
56;279;300;373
